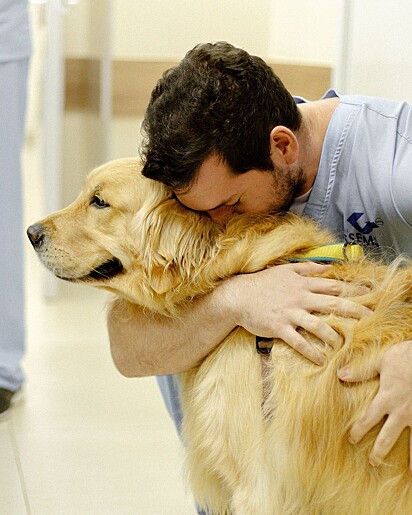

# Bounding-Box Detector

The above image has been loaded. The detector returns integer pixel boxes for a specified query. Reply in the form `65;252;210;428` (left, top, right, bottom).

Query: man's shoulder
338;92;412;122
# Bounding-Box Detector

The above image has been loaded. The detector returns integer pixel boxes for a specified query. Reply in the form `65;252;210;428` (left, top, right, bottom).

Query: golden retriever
27;157;412;514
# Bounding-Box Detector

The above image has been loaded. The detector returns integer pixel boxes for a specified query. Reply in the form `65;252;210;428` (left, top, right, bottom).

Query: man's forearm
108;262;369;377
107;285;236;377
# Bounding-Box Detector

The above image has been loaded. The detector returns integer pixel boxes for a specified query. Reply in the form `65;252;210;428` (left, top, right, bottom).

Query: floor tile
0;421;29;515
15;428;195;514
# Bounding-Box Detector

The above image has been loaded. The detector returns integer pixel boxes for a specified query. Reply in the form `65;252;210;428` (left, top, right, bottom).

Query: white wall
65;0;339;65
112;0;271;60
268;0;339;65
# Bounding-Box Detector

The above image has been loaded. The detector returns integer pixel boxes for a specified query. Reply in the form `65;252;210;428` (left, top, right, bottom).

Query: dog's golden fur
29;158;412;514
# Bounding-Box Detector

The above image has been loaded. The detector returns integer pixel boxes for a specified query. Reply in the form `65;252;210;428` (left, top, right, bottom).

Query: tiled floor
0;144;196;514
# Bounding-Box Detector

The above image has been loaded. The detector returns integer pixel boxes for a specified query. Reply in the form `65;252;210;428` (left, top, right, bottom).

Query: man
108;42;412;475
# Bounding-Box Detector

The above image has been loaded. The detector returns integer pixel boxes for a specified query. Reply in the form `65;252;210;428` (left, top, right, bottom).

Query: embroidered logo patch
345;212;383;247
347;212;379;235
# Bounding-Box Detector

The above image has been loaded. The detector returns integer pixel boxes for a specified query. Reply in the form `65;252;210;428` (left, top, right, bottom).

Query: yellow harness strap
290;242;364;263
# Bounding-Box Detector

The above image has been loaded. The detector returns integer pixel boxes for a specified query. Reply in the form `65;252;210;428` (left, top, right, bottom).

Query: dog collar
287;242;364;263
255;242;364;354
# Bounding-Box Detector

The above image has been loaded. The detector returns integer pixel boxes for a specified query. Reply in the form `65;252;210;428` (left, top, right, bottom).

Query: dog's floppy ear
134;196;217;296
132;196;190;295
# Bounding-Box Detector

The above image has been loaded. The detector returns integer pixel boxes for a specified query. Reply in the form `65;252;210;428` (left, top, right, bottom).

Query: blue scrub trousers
0;57;29;391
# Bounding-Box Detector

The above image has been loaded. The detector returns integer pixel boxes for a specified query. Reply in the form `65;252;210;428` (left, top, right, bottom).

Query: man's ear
269;126;299;166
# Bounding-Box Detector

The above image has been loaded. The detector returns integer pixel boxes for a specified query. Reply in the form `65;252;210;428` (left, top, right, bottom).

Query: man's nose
206;206;233;225
207;212;228;224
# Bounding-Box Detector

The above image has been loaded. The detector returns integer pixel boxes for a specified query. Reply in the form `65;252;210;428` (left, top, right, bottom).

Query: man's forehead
175;175;238;211
176;190;237;212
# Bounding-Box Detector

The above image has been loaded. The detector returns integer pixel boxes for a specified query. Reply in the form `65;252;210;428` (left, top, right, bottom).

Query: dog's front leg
181;327;273;515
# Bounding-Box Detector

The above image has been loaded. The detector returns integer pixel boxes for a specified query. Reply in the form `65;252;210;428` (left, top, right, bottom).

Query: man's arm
108;262;371;377
108;285;237;377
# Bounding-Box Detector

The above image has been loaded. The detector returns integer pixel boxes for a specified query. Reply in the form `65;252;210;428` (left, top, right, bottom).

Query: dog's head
27;157;219;310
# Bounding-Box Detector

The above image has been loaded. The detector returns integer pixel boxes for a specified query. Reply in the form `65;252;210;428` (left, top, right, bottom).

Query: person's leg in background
0;55;30;418
0;0;31;418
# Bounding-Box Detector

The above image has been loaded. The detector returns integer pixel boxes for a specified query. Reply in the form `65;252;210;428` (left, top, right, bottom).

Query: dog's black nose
27;223;45;247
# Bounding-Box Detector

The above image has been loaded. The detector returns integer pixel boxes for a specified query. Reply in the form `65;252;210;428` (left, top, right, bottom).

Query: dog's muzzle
26;223;124;281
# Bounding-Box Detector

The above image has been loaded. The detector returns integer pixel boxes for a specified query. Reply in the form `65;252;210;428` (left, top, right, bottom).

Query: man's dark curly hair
141;41;302;191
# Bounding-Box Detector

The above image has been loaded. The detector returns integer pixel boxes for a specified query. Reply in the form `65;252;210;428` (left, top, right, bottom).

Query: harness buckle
256;336;273;355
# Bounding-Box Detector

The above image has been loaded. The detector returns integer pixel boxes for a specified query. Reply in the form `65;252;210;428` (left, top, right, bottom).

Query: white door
334;0;412;102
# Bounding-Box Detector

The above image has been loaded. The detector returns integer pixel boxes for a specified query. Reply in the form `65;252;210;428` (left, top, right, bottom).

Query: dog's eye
90;195;110;209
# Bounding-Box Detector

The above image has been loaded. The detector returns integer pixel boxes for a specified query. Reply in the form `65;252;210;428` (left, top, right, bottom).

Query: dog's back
181;244;412;515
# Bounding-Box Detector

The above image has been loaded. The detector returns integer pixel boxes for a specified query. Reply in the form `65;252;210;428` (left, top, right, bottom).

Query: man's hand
222;262;372;365
338;340;412;472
